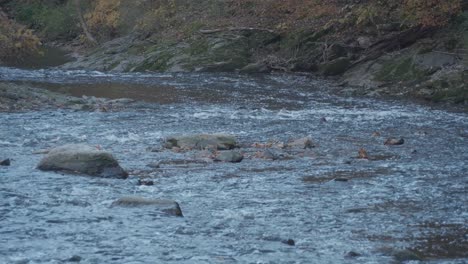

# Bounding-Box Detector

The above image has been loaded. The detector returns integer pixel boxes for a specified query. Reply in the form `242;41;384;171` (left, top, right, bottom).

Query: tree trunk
74;0;98;45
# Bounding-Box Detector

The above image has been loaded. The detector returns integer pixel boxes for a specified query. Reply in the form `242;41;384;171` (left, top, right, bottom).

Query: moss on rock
375;57;428;82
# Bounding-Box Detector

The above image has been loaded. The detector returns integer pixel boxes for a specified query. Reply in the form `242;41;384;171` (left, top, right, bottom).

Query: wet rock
67;255;82;262
137;179;154;186
147;162;161;169
151;159;211;168
286;136;315;149
334;178;349;182
282;239;295;246
258;148;291;160
239;62;271;73
164;134;237;150
357;148;369;159
345;251;362;258
147;146;163;152
392;249;422;262
357;36;372;48
320;57;351;76
214;150;244;163
414;52;458;70
37;144;128;179
112;197;183;217
384;137;405;146
32;149;50;155
0;158;10;166
459;130;468;138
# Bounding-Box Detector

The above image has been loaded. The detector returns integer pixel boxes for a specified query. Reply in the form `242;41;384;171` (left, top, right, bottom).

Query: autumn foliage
0;10;41;60
1;0;465;45
403;0;462;27
84;0;120;39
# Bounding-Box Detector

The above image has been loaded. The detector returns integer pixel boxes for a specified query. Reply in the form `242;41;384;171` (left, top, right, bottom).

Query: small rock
0;158;10;166
214;150;244;163
334;178;349;182
287;136;315;149
112;197;183;217
372;131;381;137
357;148;369;159
32;149;50;155
67;255;82;262
146;146;162;152
164;134;237;150
357;36;372;48
459;130;468;138
282;239;295;246
320;117;327;122
137;179;154;186
384;138;405;146
147;162;161;169
345;251;361;258
257;148;290;160
392;249;422;262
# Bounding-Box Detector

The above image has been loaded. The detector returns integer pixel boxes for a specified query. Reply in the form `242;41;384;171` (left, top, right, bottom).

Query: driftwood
199;27;275;34
350;26;433;68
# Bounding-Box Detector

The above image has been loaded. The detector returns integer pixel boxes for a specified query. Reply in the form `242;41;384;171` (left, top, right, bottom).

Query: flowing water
0;67;467;263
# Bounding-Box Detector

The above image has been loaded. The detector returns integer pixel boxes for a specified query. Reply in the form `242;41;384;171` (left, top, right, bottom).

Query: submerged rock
137;179;154;186
0;158;10;166
67;255;82;262
384;137;405;146
257;148;291;160
357;148;369;159
37;144;128;179
286;136;315;149
112;197;183;217
282;239;295;246
345;251;362;258
392;249;422;262
164;134;237;150
214;150;244;163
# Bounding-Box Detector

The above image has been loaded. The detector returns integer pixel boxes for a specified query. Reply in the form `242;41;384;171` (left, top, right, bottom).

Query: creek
0;66;467;263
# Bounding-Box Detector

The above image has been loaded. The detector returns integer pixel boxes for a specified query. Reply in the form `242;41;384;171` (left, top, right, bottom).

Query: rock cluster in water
33;133;404;220
0;158;10;166
164;134;237;150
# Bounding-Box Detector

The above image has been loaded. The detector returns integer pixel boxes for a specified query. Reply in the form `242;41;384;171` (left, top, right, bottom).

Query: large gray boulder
164;134;237;150
112;197;183;217
37;144;128;179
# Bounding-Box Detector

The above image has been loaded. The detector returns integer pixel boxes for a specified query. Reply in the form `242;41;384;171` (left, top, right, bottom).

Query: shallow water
0;67;467;263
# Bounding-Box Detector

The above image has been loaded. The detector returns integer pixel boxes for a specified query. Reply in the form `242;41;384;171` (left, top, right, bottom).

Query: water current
0;67;467;263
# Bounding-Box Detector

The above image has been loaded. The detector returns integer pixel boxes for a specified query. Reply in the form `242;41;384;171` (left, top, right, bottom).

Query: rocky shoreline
58;24;467;106
0;82;136;112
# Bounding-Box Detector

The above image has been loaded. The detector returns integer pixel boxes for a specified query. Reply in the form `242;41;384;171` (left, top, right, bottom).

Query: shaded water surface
0;67;467;263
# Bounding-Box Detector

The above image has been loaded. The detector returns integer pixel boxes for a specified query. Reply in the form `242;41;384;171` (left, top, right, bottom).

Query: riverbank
56;16;467;106
1;1;467;105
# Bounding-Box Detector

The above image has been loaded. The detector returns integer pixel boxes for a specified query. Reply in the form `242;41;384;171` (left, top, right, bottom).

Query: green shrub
9;1;79;40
